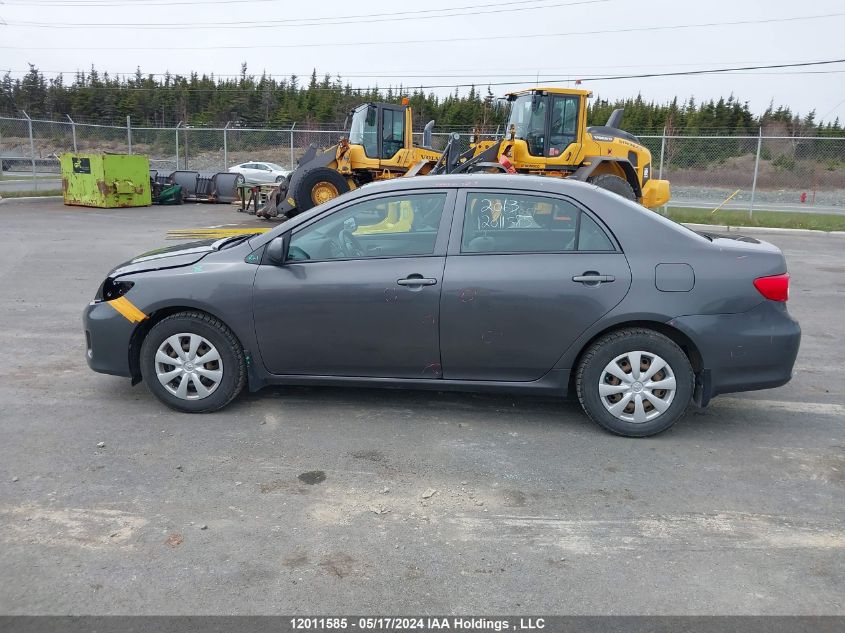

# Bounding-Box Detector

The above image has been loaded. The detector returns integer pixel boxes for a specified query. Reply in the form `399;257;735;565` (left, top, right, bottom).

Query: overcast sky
2;0;844;123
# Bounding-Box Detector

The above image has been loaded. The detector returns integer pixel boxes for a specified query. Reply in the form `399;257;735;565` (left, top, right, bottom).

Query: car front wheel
140;311;246;413
575;328;693;437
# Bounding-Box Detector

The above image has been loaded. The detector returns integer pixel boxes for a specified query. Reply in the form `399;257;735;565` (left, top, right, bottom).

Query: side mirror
266;236;285;265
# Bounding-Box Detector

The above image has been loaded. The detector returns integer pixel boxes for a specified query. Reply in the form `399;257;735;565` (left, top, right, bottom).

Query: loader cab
348;102;408;161
506;88;587;160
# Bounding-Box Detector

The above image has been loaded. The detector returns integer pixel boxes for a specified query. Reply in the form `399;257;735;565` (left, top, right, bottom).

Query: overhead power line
0;58;840;79
6;59;843;93
2;12;843;49
3;0;602;27
1;0;388;5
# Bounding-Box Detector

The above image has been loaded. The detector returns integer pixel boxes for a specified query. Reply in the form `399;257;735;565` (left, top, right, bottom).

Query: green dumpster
61;153;152;208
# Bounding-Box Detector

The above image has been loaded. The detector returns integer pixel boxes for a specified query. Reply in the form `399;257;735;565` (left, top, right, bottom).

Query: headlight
95;278;134;302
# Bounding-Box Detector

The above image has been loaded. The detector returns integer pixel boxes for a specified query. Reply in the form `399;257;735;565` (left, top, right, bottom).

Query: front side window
349;105;378;157
507;94;547;157
461;191;614;254
288;192;447;261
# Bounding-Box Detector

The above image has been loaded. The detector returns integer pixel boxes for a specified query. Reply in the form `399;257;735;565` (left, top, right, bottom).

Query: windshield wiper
214;233;259;250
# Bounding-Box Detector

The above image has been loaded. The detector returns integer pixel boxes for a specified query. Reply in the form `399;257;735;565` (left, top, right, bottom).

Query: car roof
354;173;597;196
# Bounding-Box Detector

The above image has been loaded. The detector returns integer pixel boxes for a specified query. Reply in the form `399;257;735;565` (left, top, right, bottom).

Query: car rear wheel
575;328;693;437
140;311;246;413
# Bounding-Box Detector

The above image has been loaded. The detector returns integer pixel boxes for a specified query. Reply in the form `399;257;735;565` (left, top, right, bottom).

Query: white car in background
228;161;290;184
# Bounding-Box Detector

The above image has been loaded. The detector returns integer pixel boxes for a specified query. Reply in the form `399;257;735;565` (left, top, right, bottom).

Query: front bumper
673;301;801;404
83;301;136;377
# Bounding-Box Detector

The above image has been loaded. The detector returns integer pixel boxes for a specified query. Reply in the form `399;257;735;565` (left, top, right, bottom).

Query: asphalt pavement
0;199;842;614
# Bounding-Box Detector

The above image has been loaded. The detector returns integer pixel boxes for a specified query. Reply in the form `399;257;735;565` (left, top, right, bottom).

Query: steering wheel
414;199;441;229
338;229;365;257
525;131;545;156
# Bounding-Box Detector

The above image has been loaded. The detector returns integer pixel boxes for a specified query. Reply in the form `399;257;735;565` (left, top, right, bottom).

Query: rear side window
461;191;615;253
578;213;615;251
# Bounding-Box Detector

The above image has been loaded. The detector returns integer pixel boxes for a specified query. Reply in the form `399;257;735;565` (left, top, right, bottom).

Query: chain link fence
640;134;845;212
2;115;844;211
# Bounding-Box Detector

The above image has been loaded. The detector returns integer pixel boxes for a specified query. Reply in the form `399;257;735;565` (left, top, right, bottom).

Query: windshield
507;94;548;157
348;105;378;157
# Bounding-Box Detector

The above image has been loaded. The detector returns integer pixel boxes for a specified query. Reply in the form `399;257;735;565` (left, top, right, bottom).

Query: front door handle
572;273;615;284
397;276;438;287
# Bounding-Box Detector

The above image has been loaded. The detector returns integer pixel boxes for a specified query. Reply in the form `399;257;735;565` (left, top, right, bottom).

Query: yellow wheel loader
435;87;670;208
261;99;442;219
260;87;669;220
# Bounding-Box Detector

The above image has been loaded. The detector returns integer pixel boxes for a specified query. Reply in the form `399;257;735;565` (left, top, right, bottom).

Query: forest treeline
1;64;841;137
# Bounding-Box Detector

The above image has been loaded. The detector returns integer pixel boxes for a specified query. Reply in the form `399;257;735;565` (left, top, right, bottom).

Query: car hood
109;239;218;278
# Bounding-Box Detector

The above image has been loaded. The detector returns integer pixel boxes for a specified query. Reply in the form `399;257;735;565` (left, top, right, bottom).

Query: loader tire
293;167;350;212
588;174;637;202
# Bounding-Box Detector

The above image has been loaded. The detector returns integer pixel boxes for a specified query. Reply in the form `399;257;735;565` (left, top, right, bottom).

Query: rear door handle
397;276;438;287
572;274;615;284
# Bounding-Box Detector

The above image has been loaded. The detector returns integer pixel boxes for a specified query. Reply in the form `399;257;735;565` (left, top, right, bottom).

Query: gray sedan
83;175;800;437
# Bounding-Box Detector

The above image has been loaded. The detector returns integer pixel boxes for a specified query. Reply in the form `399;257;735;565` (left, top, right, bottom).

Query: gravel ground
671;185;845;209
0;199;843;615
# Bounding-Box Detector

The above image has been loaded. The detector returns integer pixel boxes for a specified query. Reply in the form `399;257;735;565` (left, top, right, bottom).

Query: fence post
657;127;667;215
290;122;296;169
175;121;182;171
127;116;132;154
223;121;230;171
66;114;77;153
22;111;37;192
749;127;762;218
657;127;666;181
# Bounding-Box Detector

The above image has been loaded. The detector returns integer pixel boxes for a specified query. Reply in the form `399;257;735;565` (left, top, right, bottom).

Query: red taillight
754;273;790;302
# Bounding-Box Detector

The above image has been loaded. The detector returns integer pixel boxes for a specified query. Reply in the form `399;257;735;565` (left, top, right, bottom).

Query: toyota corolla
83;175;800;437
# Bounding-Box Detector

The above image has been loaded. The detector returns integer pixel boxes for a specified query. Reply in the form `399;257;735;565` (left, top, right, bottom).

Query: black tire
139;311;246;413
275;174;285;183
575;328;693;437
292;166;350;212
588;173;637;202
